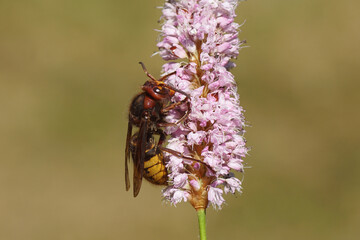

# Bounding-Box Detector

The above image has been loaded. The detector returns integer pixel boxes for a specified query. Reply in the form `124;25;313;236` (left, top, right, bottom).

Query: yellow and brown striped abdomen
143;151;168;185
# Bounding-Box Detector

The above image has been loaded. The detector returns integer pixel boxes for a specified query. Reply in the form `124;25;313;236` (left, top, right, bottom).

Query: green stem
197;209;207;240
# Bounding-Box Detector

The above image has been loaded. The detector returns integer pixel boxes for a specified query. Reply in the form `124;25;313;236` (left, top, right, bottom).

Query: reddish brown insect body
125;62;190;197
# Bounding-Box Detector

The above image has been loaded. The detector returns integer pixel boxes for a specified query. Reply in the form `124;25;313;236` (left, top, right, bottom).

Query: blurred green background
1;0;359;239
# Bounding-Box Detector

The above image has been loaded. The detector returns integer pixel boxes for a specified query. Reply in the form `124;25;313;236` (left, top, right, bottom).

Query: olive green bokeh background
1;0;359;239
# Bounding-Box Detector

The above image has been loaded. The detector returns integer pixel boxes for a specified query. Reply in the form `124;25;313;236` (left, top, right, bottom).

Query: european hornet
125;62;191;197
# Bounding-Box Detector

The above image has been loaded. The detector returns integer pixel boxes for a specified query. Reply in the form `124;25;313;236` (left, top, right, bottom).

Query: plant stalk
197;208;207;240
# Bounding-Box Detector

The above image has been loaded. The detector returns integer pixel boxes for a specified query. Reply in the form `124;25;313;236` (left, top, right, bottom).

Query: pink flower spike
157;0;248;210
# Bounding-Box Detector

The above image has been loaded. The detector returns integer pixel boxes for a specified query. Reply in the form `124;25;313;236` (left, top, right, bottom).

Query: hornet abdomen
143;144;168;185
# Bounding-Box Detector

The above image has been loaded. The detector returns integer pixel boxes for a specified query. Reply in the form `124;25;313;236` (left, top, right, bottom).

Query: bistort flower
157;0;248;210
